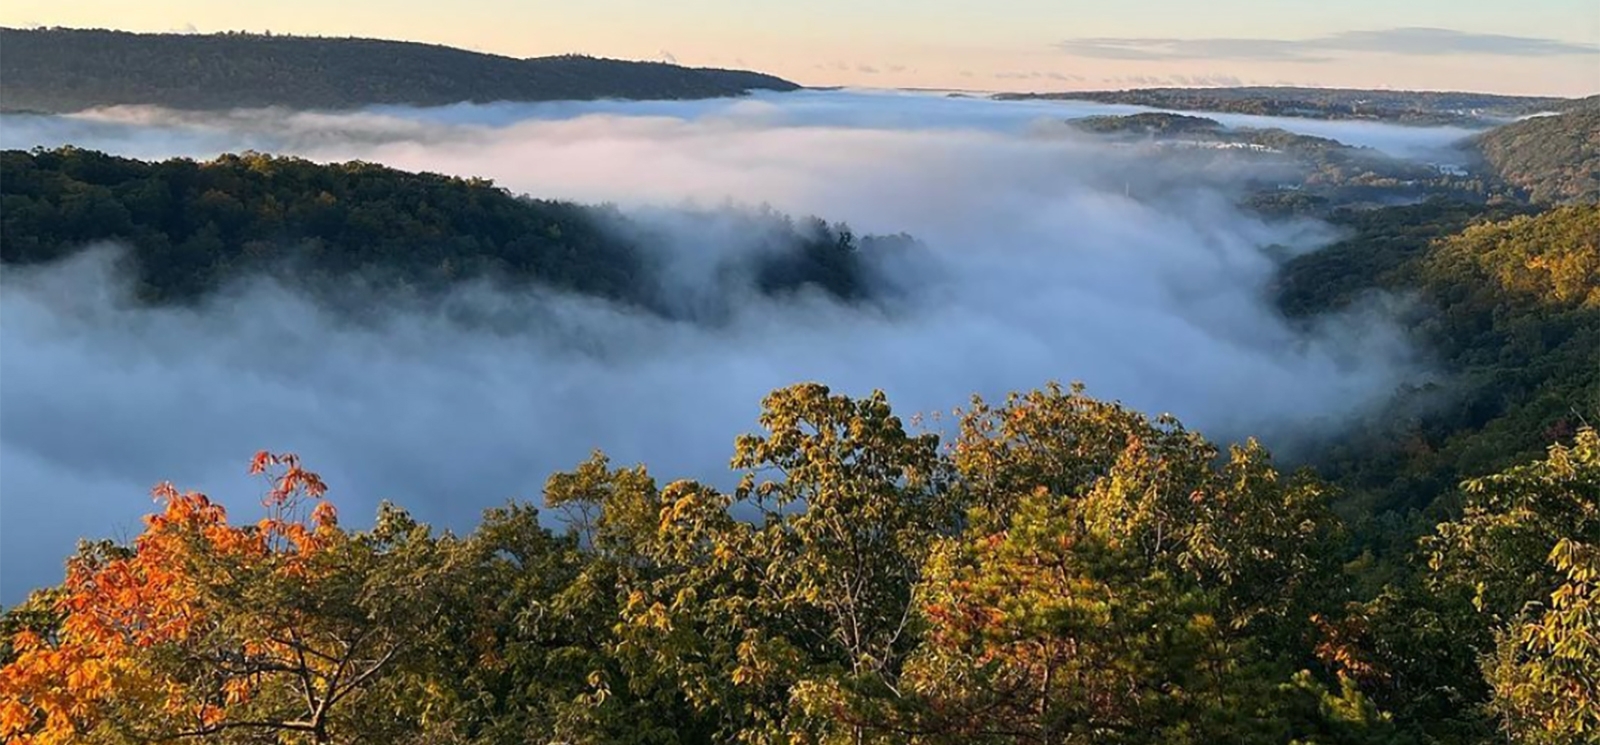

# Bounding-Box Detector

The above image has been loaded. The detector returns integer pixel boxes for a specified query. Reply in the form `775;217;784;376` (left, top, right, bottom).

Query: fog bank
0;90;1433;599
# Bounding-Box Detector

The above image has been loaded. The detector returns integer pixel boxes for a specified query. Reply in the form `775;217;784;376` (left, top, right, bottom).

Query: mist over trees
1067;112;1505;211
1;60;1597;744
0;147;883;314
1277;203;1600;516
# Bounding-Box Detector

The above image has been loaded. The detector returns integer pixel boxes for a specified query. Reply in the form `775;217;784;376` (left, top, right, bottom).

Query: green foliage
1473;111;1600;204
0;27;798;113
0;147;879;311
1279;203;1600;516
1071;112;1226;135
9;384;1600;744
1430;429;1600;742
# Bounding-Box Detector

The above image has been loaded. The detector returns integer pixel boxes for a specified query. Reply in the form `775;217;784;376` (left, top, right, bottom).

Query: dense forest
3;112;1599;741
1;381;1595;744
1278;203;1599;516
0;148;885;316
1471;110;1600;204
998;87;1569;127
0;28;799;112
1071;112;1228;136
2;156;1597;740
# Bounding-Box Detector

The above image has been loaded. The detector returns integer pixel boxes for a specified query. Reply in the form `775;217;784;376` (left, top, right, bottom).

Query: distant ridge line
0;26;802;112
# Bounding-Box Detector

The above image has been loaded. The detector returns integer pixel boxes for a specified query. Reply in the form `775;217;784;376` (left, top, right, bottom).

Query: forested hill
1471;110;1600;204
0;148;885;314
998;86;1569;127
1278;202;1600;515
0;27;801;112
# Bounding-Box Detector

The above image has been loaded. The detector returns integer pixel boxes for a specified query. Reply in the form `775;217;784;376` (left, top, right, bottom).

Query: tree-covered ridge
1471;111;1600;204
3;382;1594;744
0;27;800;113
1069;113;1501;211
0;147;884;313
1070;112;1226;135
1278;202;1600;515
998;87;1572;128
1556;94;1600;114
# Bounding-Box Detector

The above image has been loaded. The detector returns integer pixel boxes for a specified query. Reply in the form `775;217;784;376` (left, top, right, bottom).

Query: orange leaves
250;451;337;557
311;500;339;529
0;491;212;742
0;450;343;744
0;696;35;740
252;450;328;504
249;450;274;475
1310;611;1386;685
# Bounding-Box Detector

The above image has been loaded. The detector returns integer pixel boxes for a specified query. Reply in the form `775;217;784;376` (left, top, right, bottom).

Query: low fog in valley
0;90;1455;599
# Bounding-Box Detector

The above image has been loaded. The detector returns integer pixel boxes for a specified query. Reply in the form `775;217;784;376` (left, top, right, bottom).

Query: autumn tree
0;452;467;745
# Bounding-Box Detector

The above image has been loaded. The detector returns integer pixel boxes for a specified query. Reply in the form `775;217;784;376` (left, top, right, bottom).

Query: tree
886;385;1355;744
543;383;959;744
1430;428;1600;742
0;452;466;745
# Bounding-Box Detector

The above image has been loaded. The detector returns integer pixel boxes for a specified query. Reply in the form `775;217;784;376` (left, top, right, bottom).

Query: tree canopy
1472;111;1600;204
1278;202;1600;517
5;380;1594;744
0;147;887;314
0;27;798;113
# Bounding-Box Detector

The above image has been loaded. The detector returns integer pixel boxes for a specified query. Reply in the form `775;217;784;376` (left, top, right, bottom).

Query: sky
2;0;1597;95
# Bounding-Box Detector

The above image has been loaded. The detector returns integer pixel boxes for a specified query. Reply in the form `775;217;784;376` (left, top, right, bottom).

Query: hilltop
0;147;886;314
0;27;800;112
1470;110;1600;203
1001;86;1570;127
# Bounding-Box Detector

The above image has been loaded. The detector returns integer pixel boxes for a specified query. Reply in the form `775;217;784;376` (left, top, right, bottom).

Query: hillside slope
1472;110;1600;204
0;27;800;112
1278;202;1600;513
0;147;881;314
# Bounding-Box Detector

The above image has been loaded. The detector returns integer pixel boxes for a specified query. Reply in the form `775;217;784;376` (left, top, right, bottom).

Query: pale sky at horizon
2;1;1598;96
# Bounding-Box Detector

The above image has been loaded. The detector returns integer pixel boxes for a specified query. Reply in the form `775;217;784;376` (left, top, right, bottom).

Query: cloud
659;49;679;64
4;88;1475;157
1058;27;1600;62
0;91;1438;600
992;70;1080;82
857;64;880;74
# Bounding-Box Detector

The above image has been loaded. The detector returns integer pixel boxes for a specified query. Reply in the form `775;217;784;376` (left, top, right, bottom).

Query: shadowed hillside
0;27;801;112
0;147;885;314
